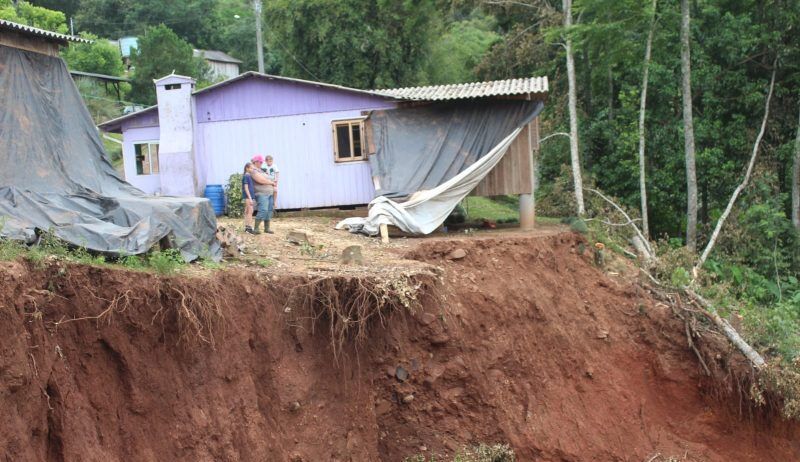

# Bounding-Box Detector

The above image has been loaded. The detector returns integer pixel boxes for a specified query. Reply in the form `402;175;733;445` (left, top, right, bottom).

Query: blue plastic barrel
204;184;225;216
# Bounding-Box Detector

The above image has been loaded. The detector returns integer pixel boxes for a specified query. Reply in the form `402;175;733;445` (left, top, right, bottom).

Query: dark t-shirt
241;173;255;200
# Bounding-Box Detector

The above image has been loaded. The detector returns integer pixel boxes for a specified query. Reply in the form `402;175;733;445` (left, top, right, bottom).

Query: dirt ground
1;225;799;461
219;215;566;275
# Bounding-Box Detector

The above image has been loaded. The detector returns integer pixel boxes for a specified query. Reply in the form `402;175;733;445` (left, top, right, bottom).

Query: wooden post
380;223;389;243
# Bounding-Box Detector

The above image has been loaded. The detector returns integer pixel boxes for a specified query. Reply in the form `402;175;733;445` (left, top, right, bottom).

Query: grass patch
0;231;194;275
462;196;519;223
257;258;274;268
461;196;562;225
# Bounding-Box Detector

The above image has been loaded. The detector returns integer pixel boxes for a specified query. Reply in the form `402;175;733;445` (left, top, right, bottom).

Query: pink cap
251;155;264;163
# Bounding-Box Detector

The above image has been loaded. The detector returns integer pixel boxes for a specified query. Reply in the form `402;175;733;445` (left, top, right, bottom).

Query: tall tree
61;32;124;76
0;0;67;33
129;24;209;104
637;0;657;239
680;0;698;250
793;105;800;231
563;0;585;215
30;0;80;18
264;0;439;89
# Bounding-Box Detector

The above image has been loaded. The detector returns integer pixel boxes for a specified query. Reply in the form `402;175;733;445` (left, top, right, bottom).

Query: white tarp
336;127;521;235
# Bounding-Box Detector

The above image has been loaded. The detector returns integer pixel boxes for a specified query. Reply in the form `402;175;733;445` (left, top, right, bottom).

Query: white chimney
154;74;197;196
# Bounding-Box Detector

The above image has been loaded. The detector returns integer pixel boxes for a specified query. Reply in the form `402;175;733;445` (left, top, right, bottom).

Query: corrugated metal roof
98;74;550;132
69;70;130;83
374;76;548;101
0;19;91;44
194;49;242;64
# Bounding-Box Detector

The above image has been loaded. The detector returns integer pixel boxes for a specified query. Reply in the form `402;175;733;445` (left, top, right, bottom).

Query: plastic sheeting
336;100;542;235
0;45;220;260
367;100;543;198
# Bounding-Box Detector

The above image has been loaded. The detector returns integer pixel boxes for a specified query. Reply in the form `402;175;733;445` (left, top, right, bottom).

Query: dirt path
1;231;797;461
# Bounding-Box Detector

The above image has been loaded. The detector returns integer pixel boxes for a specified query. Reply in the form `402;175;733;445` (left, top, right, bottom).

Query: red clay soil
1;233;798;461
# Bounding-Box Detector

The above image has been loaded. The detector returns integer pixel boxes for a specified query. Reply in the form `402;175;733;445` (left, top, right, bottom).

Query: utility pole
253;0;265;74
70;17;75;36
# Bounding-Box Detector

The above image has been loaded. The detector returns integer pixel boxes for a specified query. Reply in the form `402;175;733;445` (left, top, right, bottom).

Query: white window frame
133;141;160;175
332;118;366;163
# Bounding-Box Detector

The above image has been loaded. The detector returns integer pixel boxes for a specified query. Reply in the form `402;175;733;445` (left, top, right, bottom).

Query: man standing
250;155;275;234
264;155;280;209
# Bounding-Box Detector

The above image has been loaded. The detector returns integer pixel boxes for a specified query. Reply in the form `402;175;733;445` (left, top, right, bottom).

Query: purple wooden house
99;72;548;211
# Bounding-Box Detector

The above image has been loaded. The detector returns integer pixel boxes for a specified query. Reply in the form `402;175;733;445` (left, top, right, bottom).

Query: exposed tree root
283;271;440;361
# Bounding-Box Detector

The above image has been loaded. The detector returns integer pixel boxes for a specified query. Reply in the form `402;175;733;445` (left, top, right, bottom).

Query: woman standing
241;162;257;234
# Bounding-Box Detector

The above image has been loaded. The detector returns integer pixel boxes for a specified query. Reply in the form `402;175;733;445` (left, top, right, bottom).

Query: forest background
2;0;800;367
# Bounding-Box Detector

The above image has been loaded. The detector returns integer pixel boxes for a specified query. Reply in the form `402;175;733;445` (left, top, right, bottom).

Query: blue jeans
255;193;273;221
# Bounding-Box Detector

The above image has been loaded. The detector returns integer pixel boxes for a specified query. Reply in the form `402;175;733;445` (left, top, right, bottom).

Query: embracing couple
242;155;279;235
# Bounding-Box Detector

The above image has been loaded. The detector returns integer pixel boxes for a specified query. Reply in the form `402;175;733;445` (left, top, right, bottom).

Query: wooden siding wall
473;117;539;196
0;30;60;56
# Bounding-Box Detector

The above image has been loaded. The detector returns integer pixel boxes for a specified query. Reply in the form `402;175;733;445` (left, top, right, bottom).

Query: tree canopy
0;0;67;33
129;24;209;104
61;32;124;76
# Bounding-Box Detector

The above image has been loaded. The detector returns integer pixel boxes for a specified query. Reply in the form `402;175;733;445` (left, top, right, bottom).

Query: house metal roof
98;73;549;132
0;19;91;44
194;71;389;99
194;49;242;64
374;76;549;101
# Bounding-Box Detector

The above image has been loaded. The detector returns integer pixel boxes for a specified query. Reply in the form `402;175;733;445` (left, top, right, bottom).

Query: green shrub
0;238;26;261
147;248;184;275
569;218;588;234
225;173;244;218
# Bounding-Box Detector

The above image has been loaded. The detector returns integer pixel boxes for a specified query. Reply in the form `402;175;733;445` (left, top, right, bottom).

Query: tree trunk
695;66;776;275
680;0;698;251
638;0;657;240
564;0;585;216
793;104;800;231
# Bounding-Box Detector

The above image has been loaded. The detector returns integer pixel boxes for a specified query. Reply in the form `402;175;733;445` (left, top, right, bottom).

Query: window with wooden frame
134;142;160;175
332;118;365;162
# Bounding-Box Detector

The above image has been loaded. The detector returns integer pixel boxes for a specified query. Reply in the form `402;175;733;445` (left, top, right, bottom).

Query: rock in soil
339;245;364;265
447;248;467;260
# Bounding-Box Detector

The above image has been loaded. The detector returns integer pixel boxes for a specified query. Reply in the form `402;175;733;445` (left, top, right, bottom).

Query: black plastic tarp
367;99;543;198
0;45;220;260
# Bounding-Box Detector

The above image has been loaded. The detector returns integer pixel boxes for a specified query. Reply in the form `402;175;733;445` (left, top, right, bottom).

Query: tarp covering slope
0;46;220;260
337;100;542;235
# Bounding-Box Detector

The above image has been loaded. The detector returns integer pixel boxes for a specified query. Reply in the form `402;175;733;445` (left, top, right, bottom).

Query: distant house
98;72;547;210
109;35;241;80
193;49;242;80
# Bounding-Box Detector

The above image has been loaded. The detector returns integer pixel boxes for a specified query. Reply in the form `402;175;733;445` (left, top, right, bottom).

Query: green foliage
264;0;440;88
426;12;500;84
75;79;125;125
0;238;26;261
256;258;273;268
62;33;125;76
462;196;519;223
146;248;184;275
74;0;216;46
225;173;244;219
570;218;589;234
0;0;67;33
129;24;210;104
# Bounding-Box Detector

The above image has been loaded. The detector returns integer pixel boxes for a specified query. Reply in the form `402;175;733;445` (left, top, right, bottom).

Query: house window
332;119;365;162
134;142;159;175
165;83;181;90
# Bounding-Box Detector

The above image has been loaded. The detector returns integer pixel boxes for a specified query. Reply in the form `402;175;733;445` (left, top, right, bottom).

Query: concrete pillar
520;120;538;230
520;193;535;229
